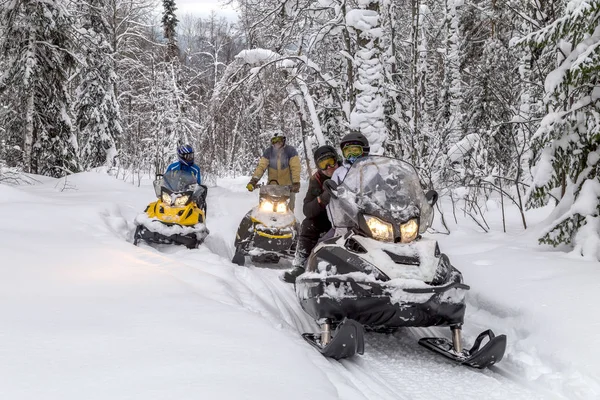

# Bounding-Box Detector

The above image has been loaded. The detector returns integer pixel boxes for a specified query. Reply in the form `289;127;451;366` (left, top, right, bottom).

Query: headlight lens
365;215;394;242
173;195;190;207
275;202;287;213
161;193;172;205
259;200;274;212
400;219;419;243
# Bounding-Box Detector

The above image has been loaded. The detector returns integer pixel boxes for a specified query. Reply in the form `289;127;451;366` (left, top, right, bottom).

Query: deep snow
0;171;598;399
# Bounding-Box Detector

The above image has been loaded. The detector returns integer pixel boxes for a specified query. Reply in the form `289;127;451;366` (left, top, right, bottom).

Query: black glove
291;182;300;193
247;177;259;192
319;190;331;206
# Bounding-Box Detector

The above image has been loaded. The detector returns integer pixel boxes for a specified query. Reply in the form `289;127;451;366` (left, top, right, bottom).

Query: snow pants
292;216;331;268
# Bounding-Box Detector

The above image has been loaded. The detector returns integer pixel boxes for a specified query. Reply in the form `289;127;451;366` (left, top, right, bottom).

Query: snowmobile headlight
161;192;172;206
173;195;190;207
259;200;274;212
275;202;287;213
400;219;419;243
365;215;394;242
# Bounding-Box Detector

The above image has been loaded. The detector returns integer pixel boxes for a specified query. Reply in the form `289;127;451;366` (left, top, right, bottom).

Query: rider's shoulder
166;161;180;171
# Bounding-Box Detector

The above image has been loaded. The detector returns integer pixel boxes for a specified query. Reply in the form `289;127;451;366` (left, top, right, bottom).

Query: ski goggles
271;137;284;145
342;144;363;159
180;153;194;162
317;156;337;170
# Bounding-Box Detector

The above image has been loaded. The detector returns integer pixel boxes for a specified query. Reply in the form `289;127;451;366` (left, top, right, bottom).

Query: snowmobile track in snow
132;227;558;399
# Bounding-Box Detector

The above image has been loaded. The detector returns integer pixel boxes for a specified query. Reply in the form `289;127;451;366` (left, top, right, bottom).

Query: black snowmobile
232;183;299;266
133;170;209;249
294;156;506;369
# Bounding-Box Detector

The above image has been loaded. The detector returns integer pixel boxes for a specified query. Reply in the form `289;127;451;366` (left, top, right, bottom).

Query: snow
235;49;280;65
1;171;600;399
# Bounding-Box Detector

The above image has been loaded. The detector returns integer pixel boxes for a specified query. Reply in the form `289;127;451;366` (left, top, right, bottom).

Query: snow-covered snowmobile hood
328;156;434;234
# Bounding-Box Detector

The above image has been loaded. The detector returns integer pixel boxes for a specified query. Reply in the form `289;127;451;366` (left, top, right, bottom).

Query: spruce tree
76;0;122;170
0;0;78;177
524;0;600;258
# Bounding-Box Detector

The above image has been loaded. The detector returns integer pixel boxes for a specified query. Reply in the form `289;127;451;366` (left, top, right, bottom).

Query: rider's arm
192;165;202;185
287;147;301;184
303;175;324;219
251;148;270;180
165;162;178;174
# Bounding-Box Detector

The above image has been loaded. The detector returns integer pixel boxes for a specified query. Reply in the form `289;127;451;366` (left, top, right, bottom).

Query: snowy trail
103;181;593;399
169;185;549;399
4;173;598;399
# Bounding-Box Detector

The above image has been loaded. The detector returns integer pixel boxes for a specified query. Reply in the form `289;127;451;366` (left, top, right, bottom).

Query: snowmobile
294;156;506;369
133;170;209;249
232;183;299;266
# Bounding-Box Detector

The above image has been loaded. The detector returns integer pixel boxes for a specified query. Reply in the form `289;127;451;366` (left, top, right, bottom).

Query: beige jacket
252;144;301;186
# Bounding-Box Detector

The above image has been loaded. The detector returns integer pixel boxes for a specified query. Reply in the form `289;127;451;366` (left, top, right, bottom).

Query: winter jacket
165;162;202;185
331;161;352;185
303;169;332;224
251;144;301;186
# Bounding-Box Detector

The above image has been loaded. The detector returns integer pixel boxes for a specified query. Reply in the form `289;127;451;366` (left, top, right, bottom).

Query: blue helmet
177;144;194;166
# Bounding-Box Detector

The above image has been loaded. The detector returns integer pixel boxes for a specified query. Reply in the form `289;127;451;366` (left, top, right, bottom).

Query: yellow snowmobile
134;170;208;249
232;183;298;266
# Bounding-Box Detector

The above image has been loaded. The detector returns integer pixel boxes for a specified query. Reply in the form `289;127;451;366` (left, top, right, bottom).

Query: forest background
1;0;600;259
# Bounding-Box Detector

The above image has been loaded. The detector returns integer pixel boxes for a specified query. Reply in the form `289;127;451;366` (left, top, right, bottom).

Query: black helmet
340;131;370;156
313;145;337;163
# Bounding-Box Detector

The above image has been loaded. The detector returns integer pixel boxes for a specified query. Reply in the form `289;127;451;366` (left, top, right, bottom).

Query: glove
247;178;258;192
291;182;301;193
319;190;331;206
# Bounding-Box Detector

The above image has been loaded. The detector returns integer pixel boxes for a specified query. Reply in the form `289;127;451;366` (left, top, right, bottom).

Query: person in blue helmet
165;144;202;185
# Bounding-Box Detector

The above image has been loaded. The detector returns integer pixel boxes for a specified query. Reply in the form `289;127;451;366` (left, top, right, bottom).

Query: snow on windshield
329;157;433;232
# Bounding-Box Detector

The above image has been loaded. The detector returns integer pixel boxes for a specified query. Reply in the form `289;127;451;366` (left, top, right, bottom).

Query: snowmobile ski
418;329;506;369
302;318;364;360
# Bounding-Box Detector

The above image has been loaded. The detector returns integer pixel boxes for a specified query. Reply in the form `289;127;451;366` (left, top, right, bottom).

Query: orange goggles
317;156;337;170
342;144;363;158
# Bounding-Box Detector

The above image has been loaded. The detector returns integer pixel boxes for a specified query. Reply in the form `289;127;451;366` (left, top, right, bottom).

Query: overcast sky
175;0;238;20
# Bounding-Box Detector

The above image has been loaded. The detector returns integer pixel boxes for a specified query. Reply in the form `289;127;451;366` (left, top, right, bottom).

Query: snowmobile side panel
232;248;246;266
418;330;506;369
302;319;365;360
299;291;466;328
135;224;204;249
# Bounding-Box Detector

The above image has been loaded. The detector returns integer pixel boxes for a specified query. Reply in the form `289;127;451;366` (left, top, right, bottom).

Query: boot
281;266;305;283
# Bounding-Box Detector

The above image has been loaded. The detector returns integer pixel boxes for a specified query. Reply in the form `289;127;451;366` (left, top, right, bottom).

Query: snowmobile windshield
259;184;290;202
162;170;198;193
330;156;433;234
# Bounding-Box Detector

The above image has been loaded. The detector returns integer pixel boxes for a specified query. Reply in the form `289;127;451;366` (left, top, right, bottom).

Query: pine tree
0;0;78;177
524;0;600;258
75;0;122;170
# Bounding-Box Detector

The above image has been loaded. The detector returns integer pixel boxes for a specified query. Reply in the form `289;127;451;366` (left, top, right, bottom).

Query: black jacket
303;169;331;220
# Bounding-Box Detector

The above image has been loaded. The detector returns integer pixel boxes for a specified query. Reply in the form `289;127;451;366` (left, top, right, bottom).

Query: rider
165;144;202;185
281;145;341;283
332;131;370;185
246;131;301;210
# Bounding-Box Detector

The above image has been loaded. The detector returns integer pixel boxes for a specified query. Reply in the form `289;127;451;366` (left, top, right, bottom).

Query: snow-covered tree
523;0;600;258
75;0;122;170
162;0;179;59
0;0;79;177
347;0;388;154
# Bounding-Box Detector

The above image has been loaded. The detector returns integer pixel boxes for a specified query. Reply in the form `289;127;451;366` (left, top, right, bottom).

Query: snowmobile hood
329;156;433;234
